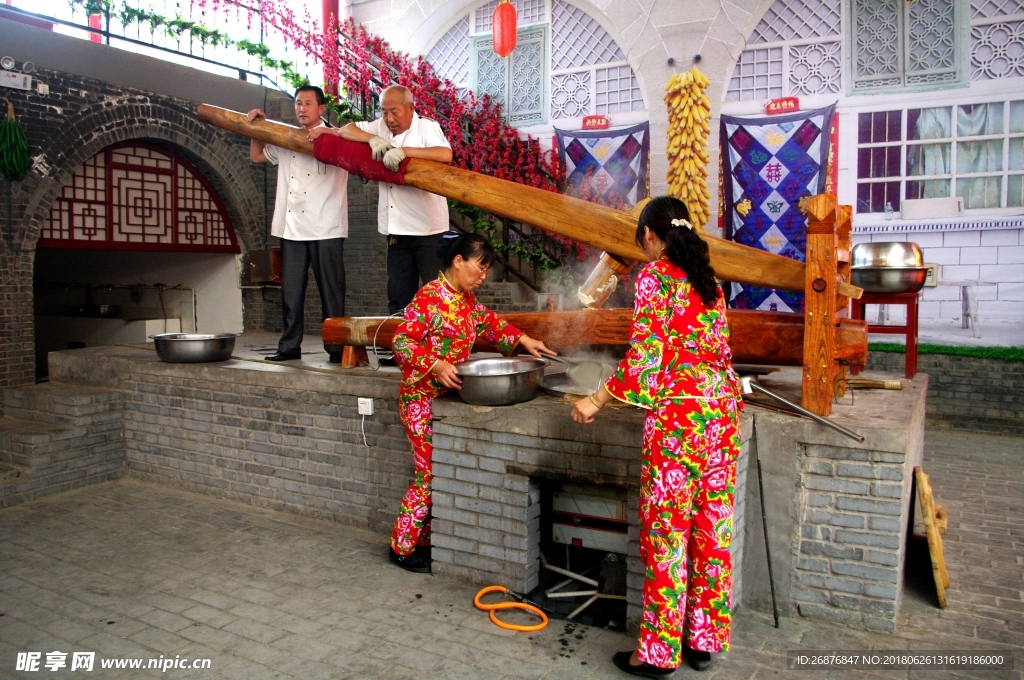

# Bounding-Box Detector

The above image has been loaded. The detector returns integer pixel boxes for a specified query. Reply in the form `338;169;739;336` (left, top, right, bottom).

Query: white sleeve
421;120;452;149
262;144;281;165
355;119;379;135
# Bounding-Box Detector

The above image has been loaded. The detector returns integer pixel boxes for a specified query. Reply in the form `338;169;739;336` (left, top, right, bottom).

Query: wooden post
833;204;853;399
802;195;840;416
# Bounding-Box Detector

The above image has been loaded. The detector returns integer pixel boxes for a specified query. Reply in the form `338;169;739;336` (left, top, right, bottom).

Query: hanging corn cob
664;67;711;230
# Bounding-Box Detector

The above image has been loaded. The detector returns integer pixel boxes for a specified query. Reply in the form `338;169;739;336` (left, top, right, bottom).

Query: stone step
3;385;123;427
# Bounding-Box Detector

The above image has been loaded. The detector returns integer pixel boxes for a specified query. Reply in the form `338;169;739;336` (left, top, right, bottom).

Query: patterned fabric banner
555;123;650;207
720;105;835;313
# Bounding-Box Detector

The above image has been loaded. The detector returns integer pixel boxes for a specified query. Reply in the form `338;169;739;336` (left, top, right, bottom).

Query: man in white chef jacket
309;85;452;314
248;86;349;362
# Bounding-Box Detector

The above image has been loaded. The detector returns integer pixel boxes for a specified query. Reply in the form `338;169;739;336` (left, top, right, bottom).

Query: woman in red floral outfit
572;196;742;676
389;231;553;573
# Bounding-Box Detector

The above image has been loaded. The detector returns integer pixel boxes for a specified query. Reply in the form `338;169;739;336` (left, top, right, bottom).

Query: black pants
387;233;444;314
278;237;345;356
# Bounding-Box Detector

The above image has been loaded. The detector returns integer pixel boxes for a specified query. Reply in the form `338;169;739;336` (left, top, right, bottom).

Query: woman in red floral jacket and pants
572;196;742;676
389;231;553;573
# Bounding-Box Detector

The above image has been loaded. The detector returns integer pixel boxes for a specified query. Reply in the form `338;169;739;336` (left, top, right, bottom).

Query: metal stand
540;552;626;620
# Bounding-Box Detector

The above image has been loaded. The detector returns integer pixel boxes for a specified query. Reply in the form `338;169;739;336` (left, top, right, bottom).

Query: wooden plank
196;104;807;292
322;308;868;367
915;466;949;606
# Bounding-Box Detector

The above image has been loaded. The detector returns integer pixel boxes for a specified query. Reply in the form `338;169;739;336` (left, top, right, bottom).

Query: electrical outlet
924;263;938;287
36;82;48;96
357;398;374;416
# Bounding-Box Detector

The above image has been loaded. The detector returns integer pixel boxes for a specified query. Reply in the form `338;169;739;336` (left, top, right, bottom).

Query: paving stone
0;429;1021;679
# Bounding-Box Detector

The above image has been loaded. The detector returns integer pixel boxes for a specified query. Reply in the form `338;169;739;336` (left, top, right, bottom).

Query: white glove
382;147;407;171
368;135;394;161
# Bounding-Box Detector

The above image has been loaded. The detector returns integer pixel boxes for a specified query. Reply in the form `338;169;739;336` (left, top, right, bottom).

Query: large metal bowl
455;356;548;406
851;242;924;268
150;333;239;363
851;267;930;294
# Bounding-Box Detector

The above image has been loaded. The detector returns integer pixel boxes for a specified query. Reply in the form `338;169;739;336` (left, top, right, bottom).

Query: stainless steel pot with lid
455;356;548;406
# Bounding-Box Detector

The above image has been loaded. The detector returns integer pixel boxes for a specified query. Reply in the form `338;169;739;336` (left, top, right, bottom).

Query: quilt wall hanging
555;122;650;208
720;104;835;313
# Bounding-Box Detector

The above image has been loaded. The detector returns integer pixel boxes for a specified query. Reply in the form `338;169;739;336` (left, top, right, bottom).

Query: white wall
34;250;244;334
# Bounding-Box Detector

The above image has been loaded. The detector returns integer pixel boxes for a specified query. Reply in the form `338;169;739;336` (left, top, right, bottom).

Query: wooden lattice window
40;142;240;253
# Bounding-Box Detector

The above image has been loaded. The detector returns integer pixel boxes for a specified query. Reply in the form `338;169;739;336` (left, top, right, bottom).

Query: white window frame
854;96;1024;216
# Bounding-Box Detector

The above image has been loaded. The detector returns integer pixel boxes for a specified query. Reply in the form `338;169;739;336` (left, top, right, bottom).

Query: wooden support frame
802;195;841;416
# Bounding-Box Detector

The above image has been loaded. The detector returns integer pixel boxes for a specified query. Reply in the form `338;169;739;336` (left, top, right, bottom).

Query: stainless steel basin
851;242;928;293
150;333;239;363
455;356;548;406
851;242;924;268
851;267;929;294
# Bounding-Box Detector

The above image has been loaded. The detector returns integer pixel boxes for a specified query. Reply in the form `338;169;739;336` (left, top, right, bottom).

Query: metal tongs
740;376;864;442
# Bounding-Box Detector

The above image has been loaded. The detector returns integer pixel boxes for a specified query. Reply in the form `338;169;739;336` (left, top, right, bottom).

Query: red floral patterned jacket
393;275;522;388
604;257;742;408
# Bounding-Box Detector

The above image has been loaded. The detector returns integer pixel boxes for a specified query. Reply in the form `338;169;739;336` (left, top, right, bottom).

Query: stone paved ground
0;429;1020;679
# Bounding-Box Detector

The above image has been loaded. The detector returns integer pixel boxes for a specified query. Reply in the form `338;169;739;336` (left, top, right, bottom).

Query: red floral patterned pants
391;382;445;555
636;397;740;669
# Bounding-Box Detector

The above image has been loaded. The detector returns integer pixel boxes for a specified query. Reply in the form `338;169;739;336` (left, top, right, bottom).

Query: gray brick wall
866;351;1024;434
0;384;125;507
428;397;753;633
792;444;911;633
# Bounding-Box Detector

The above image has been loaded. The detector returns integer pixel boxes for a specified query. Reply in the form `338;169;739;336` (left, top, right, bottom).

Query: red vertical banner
825;112;839;195
322;0;340;95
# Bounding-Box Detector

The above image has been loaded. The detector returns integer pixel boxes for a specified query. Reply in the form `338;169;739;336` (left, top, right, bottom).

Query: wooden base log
322;309;868;368
196;104;811;292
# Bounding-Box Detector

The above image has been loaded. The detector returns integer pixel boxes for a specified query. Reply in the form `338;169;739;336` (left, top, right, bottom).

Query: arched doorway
34;142;244;377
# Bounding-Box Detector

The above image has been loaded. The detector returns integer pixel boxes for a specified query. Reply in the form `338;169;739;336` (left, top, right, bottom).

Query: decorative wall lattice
750;0;842;43
551;0;625;70
970;0;1024;19
429;0;643;125
474;0;546;34
427;17;469;85
789;41;843;94
726;47;784;101
595;66;644;114
971;20;1024;78
41;143;238;252
851;0;963;91
551;72;590;118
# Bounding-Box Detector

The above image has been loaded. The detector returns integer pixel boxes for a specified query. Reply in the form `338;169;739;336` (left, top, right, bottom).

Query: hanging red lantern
492;0;517;58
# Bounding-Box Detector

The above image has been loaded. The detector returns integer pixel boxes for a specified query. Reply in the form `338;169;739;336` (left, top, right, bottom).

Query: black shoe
328;352;341;364
683;646;711;672
265;352;300;362
612;651;674;677
389;548;430;573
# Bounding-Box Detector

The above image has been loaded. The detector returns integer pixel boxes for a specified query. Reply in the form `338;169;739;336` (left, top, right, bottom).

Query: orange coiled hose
473;586;548;632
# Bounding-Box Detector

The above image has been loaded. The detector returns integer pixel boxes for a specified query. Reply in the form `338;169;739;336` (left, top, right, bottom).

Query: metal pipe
742;378;865;442
753;421;779;628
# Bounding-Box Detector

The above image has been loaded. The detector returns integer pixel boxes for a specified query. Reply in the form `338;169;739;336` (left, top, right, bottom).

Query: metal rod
753;421;779;628
546;590;598;599
568;594;600;620
749;383;865;442
542;563;599;587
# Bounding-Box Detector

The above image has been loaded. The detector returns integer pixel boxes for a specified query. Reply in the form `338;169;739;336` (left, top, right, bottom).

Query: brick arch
22;95;265;255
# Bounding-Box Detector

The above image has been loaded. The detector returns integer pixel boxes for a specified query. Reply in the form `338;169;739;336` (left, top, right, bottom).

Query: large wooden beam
322;309;868;367
197;104;808;292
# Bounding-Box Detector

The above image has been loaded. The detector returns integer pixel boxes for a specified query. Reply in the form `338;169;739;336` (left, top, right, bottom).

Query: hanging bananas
664;67;711;231
0;100;30;182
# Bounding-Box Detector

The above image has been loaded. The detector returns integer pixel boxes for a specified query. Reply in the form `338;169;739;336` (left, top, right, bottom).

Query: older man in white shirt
310;85;452;313
248;86;349;362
